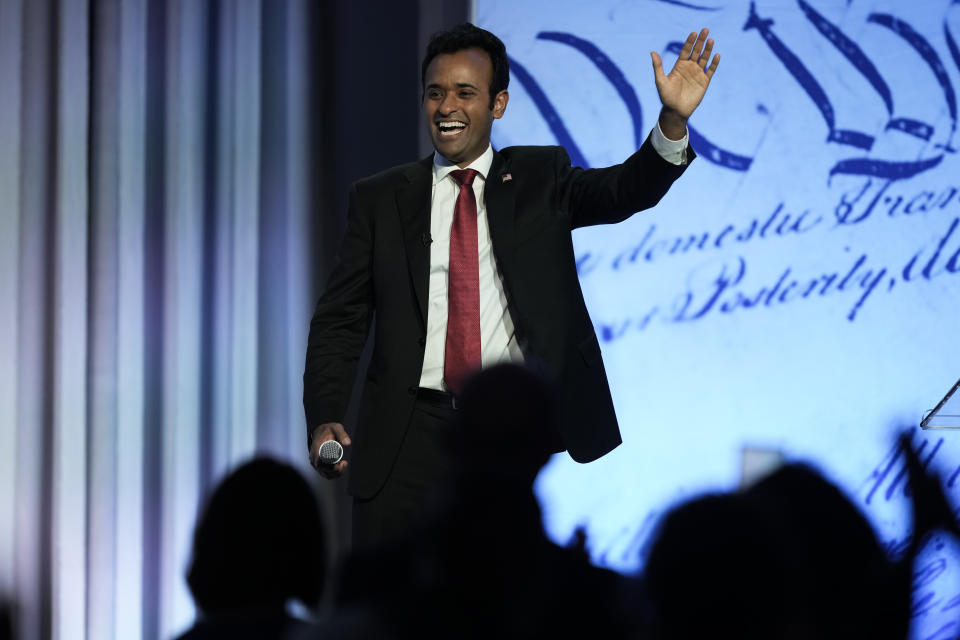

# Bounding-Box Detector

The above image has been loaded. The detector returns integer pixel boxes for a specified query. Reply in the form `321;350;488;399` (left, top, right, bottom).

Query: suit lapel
396;156;434;331
484;150;516;268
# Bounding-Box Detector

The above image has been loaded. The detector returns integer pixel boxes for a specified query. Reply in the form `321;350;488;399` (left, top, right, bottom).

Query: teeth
438;122;466;130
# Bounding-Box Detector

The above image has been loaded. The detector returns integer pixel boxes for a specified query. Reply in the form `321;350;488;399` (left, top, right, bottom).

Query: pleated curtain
0;0;324;638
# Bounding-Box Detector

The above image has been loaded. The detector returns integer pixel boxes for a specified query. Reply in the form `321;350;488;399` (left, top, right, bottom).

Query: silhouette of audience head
186;457;326;616
644;462;911;640
643;490;800;639
453;362;560;484
745;463;907;639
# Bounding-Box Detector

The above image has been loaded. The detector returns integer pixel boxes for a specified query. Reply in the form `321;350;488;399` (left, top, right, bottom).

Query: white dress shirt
418;124;688;391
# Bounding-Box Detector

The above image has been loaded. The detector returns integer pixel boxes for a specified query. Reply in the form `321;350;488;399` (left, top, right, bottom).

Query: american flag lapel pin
501;173;512;183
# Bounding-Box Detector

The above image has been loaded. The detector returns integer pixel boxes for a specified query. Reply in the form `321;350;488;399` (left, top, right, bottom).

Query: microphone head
318;439;344;466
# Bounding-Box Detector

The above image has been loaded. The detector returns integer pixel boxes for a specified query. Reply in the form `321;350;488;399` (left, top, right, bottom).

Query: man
304;23;719;549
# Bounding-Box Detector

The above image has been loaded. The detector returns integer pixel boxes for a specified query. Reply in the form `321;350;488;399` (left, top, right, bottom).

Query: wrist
658;107;688;141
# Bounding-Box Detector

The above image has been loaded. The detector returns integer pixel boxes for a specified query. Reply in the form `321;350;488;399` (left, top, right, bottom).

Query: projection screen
476;1;960;636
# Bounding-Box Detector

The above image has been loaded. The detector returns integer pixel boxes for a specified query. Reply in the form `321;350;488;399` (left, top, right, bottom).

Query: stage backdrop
478;0;960;636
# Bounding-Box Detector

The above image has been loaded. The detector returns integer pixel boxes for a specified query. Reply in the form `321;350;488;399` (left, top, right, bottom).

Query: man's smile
437;120;468;138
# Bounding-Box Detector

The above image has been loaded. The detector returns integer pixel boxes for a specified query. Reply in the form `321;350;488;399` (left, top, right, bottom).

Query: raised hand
651;28;720;138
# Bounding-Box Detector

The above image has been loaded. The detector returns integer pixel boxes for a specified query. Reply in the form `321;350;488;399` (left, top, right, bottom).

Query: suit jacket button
408;386;417;396
418;336;426;346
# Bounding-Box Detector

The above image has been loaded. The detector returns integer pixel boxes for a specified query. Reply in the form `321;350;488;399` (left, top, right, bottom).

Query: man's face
422;47;508;168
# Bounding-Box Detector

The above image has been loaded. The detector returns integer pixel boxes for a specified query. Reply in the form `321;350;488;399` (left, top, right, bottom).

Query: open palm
652;28;720;120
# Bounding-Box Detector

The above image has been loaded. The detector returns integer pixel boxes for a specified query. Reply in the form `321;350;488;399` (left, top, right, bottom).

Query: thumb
333;423;352;447
650;51;665;83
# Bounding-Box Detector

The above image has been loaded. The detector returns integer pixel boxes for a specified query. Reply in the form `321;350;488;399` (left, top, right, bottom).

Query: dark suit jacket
304;137;692;499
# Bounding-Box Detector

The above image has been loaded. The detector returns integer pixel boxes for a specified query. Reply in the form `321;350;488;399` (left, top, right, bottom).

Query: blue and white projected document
477;1;960;636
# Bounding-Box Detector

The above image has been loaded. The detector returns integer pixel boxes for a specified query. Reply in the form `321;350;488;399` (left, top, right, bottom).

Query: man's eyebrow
425;82;479;90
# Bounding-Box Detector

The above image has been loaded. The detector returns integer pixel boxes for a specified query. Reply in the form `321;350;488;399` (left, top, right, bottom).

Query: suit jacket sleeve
303;184;373;440
556;134;693;229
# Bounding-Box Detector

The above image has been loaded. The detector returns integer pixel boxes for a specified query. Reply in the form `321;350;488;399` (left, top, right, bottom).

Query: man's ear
492;90;509;119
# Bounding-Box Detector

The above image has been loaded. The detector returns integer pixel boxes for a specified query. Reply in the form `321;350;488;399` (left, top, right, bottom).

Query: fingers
309;422;350;449
689;28;710;63
330;422;352;447
679;29;709;60
678;30;697;60
318;459;348;480
675;28;719;81
698;38;714;70
705;53;721;80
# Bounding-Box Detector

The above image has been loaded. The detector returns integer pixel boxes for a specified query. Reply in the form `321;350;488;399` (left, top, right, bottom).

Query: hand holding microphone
318;439;343;465
309;422;350;479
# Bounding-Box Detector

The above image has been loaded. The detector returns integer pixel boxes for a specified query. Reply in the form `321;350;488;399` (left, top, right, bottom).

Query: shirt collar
432;144;494;185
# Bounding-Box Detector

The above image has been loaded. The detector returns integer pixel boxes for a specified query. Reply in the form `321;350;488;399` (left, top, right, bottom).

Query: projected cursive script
501;3;960;340
863;430;960;639
582;174;960;341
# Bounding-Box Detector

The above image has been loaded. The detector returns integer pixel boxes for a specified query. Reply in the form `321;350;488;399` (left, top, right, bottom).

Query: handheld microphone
318;440;344;466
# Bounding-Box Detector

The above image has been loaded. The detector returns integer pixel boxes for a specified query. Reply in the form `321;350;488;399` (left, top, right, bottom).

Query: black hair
421;23;510;110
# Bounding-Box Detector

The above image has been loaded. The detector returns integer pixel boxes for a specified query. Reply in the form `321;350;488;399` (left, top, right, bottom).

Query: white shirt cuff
650;121;689;166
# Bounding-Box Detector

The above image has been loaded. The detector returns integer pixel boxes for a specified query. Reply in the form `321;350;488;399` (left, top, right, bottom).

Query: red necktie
444;169;481;395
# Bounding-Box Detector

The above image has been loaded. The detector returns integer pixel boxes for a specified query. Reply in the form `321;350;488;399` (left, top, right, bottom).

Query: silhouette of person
643;489;803;640
337;363;635;639
745;464;908;640
175;457;326;640
643;461;921;640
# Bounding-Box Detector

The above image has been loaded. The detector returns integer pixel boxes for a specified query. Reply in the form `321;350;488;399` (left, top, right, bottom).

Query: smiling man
424;46;508;168
304;23;720;550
